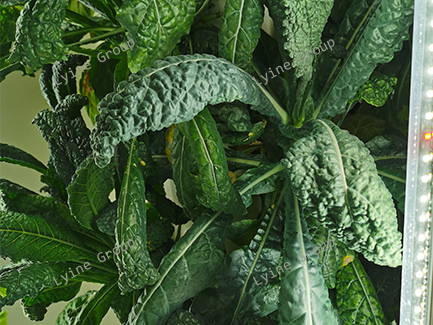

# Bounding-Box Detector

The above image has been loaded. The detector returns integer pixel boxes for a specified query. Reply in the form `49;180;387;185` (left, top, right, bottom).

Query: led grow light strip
400;0;433;323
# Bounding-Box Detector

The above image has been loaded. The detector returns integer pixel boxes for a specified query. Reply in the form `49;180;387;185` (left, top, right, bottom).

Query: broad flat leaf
0;179;79;229
0;262;78;309
278;190;340;324
233;162;283;208
267;0;334;79
308;219;355;289
283;120;402;267
117;0;195;72
350;72;398;107
171;125;206;220
229;197;285;325
0;143;47;173
315;0;413;118
91;54;284;168
9;0;68;69
127;212;230;325
0;210;96;263
21;282;81;321
75;281;119;325
218;0;263;70
114;139;159;293
67;157;115;229
336;257;387;324
178;107;246;215
55;290;96;325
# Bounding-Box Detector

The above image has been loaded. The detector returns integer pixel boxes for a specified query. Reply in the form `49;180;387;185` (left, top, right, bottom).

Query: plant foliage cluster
0;0;411;324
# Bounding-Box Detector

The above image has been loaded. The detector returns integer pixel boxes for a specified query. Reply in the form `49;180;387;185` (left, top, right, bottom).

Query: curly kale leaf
315;0;413;118
283;120;402;267
117;0;195;72
91;54;280;168
9;0;68;69
218;0;263;71
39;64;58;110
178;108;246;215
267;0;334;79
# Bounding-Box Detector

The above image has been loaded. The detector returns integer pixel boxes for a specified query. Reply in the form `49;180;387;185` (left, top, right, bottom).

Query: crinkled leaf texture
117;0;195;72
336;257;387;324
308;218;354;289
283;120;402;267
67;157;115;230
9;0;68;69
316;0;413;118
91;54;280;168
278;191;340;324
167;310;204;325
0;210;95;263
114;139;159;293
350;72;398;107
128;212;230;325
218;0;263;70
0;262;76;310
267;0;334;79
0;143;47;173
55;290;95;325
178;107;246;215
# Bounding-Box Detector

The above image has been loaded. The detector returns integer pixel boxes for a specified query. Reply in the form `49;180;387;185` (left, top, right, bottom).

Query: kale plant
0;0;412;324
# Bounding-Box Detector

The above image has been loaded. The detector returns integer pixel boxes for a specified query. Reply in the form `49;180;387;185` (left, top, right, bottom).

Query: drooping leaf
278;190;340;324
0;262;79;310
117;0;195;72
349;72;398;107
52;55;89;104
90;54;284;168
21;282;81;321
0;179;79;228
74;281;119;325
32;99;91;187
170;125;206;220
218;0;263;71
336;257;387;324
0;210;96;263
178;107;246;215
233;163;284;208
114;139;159;293
39;64;58;110
267;0;334;79
315;0;414;118
283;120;402;267
0;143;47;173
55;290;96;325
67;157;115;229
127;211;230;325
9;0;68;69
